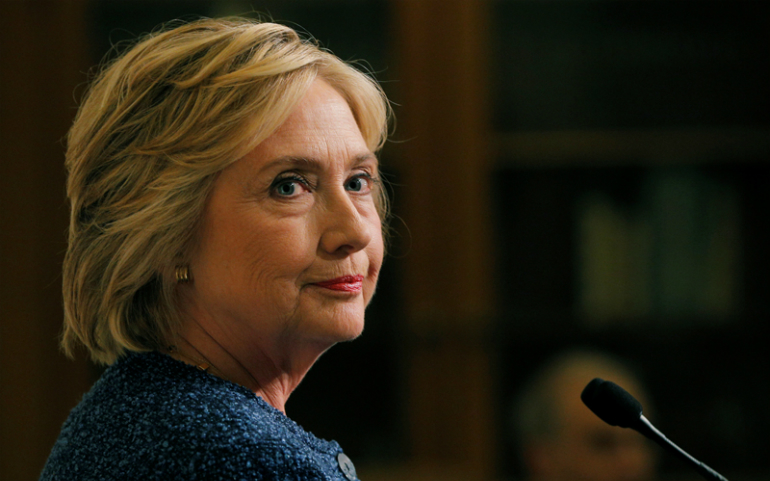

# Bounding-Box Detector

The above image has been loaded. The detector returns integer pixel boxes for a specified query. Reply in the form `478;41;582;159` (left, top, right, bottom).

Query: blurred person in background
513;349;658;481
41;17;390;480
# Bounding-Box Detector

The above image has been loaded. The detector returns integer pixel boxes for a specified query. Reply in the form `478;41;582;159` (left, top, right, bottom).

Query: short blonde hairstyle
62;17;391;364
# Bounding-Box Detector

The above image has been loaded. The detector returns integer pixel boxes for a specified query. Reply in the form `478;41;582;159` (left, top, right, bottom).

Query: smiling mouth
312;275;364;292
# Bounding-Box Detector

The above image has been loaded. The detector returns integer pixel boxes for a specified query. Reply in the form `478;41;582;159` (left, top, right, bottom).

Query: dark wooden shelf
495;127;770;169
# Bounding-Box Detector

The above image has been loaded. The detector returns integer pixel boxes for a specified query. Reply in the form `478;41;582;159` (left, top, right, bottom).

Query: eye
270;174;311;198
345;174;373;194
276;181;298;196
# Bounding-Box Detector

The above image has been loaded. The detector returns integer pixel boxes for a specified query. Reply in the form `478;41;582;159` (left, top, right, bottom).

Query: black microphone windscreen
581;378;643;428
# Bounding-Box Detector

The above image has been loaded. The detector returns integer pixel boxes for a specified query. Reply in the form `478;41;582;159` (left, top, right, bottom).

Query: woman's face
183;79;384;362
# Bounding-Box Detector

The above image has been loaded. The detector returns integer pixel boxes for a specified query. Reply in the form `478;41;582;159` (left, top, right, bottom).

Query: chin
295;298;367;346
319;315;365;345
334;317;365;342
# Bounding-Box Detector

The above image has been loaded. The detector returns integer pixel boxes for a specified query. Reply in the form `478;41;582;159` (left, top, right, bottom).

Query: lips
312;274;364;292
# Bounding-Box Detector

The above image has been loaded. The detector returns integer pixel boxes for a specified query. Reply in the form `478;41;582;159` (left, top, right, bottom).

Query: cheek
197;209;311;288
243;223;315;279
364;219;385;300
369;211;385;265
369;231;385;274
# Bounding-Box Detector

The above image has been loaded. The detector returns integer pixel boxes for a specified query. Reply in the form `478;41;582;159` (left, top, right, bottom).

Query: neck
170;318;326;414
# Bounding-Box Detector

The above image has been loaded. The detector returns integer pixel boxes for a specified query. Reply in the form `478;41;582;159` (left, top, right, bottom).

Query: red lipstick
313;275;364;292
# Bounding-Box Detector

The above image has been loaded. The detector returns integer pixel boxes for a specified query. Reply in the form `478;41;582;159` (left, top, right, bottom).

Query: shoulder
41;352;353;481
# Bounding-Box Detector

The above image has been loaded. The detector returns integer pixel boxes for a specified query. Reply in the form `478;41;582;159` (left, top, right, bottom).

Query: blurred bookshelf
490;1;769;480
493;131;768;328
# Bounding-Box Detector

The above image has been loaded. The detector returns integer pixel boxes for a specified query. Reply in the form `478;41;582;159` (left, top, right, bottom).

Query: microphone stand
634;415;728;481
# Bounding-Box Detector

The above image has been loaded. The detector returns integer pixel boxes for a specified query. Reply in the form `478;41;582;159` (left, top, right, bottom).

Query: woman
41;17;390;481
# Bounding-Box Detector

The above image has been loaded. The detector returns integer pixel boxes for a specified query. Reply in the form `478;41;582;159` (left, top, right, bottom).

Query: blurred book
576;168;740;327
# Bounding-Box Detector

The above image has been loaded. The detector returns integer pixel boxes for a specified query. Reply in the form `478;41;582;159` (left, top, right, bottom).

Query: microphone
581;378;728;481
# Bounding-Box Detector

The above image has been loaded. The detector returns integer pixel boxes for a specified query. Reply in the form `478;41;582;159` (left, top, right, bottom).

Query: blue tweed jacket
40;351;359;481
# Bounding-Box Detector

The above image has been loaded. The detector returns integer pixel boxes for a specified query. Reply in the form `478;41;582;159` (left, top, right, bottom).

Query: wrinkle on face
178;79;384;399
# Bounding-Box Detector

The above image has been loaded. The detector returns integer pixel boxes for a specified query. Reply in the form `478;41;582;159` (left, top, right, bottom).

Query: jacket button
337;452;358;481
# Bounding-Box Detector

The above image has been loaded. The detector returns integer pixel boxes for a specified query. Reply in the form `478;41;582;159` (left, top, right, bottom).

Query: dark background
1;1;767;480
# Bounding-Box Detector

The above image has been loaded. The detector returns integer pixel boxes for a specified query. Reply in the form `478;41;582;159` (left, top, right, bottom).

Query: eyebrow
265;153;378;171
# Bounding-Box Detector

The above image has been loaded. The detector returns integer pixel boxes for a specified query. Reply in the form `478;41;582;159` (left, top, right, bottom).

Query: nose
318;189;373;257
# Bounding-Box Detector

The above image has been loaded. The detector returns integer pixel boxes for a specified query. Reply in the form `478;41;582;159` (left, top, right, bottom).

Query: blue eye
271;174;310;198
276;181;297;196
346;175;371;193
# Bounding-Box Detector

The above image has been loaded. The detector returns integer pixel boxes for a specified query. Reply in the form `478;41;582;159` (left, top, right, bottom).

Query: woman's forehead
238;81;373;170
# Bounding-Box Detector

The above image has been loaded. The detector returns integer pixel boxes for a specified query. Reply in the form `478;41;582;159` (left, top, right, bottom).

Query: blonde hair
62;17;391;364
